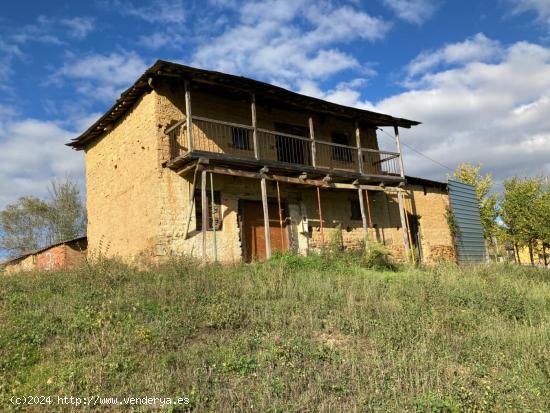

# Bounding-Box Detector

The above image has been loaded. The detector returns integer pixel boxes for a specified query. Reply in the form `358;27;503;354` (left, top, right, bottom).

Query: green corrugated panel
448;180;486;264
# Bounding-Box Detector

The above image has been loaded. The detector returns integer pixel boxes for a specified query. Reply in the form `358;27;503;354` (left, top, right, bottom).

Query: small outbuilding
1;237;87;274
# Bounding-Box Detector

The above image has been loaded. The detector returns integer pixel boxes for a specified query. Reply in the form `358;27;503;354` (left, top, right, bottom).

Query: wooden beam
358;188;369;248
202;165;406;192
251;93;259;160
393;125;405;178
210;172;218;262
183;165;200;240
261;177;272;259
355;120;364;175
365;189;373;228
185;80;193;152
397;191;411;260
201;169;208;261
276;181;284;252
308;116;316;167
316;187;325;246
176;162;197;177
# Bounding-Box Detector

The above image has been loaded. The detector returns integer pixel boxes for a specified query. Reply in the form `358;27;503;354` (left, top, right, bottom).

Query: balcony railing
167;116;402;177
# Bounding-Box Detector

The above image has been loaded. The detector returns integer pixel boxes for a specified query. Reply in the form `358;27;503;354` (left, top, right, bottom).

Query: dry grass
1;254;549;412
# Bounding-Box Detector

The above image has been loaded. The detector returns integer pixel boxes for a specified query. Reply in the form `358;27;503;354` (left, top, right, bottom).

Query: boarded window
195;191;222;231
331;132;353;162
231;127;251;150
350;199;362;220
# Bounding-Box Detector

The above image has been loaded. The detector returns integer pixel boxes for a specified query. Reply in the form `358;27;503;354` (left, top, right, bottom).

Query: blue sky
1;0;550;211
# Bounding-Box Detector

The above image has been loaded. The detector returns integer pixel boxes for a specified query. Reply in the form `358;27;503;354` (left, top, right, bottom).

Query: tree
452;163;499;253
500;176;546;266
0;177;86;257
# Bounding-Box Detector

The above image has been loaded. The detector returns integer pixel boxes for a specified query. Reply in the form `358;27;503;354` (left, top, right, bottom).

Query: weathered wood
185;80;193;152
165;119;186;135
251;93;259;160
358;188;369;247
201;169;208;261
176;162;197;177
316;187;324;246
276;181;284;250
355;120;364;175
261;177;271;259
365;189;373;227
309;116;316;167
210;172;217;262
397;191;411;259
183;165;200;240
203;165;406;191
393;125;405;178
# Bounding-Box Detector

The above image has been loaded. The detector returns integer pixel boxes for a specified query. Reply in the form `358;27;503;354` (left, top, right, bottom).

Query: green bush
362;242;397;270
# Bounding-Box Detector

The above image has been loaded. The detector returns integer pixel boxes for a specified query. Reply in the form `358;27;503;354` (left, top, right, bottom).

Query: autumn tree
0;177;86;258
500;176;548;266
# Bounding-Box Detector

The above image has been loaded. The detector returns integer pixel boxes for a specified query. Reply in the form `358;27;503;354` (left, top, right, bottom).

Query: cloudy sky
1;0;550;210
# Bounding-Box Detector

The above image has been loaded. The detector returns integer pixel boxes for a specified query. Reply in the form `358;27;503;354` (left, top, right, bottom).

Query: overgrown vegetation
1;256;549;412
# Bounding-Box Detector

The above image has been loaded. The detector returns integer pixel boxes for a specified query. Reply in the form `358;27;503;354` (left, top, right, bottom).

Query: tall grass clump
0;257;549;412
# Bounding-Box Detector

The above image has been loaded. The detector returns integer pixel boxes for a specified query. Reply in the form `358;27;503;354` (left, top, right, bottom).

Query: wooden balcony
165;116;403;182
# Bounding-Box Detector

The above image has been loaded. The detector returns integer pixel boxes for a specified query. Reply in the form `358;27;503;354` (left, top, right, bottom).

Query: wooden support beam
203;165;406;192
397;191;411;260
358;188;369;248
309;116;316;167
251;93;259;160
185;80;193;152
261;177;271;259
322;174;332;183
355;120;364;175
276;181;284;252
365;189;373;228
316;187;325;246
393;125;405;179
299;172;308;181
183;165;200;240
201;169;208;261
210;172;218;262
176;162;197;177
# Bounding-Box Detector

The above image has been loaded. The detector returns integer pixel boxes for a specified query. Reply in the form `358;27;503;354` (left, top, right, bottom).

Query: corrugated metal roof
448;180;486;263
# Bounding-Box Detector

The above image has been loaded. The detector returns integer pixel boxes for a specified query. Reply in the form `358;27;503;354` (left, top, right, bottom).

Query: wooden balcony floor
166;151;405;185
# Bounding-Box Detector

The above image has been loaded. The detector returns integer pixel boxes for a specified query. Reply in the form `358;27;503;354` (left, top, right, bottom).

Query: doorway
241;200;289;261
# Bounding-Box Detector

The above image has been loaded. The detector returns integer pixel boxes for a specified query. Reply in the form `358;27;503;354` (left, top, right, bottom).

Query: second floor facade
71;61;420;184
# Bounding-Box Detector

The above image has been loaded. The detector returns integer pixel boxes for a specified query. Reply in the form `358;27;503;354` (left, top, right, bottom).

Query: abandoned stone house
68;60;455;264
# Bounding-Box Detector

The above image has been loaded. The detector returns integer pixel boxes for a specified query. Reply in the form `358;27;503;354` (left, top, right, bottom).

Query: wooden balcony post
261;177;272;259
185;80;193;152
308;116;316;167
393;125;405;178
251;93;259;160
358;188;369;248
201;169;208;261
397;191;411;259
355;120;364;175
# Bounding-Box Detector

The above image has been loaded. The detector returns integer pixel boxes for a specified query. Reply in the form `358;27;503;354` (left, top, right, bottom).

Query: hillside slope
1;255;549;412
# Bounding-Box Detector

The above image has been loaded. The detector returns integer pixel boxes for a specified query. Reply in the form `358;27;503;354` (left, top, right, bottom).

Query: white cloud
60;17;95;39
54;51;148;102
366;39;550;181
510;0;550;28
406;33;502;78
0;118;84;210
382;0;440;24
120;0;186;24
192;1;390;85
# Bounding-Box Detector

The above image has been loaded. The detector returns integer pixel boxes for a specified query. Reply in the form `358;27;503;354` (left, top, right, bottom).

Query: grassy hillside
1;254;549;412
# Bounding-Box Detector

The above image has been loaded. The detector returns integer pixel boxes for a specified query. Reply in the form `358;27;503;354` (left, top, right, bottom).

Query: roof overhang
68;60;421;150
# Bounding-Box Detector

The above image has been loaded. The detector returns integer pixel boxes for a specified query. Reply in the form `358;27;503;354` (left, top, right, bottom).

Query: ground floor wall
155;172;455;265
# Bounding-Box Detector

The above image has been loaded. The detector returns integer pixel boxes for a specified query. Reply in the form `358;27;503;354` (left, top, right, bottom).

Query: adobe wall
3;255;35;274
85;91;162;261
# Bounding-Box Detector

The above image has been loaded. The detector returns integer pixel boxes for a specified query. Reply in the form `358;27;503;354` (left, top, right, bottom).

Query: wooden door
242;200;289;262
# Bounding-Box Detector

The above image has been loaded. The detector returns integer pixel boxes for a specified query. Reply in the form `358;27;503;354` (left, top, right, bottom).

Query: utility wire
377;127;454;173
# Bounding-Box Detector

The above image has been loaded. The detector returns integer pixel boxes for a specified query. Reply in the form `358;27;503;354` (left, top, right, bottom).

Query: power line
377;127;454;173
